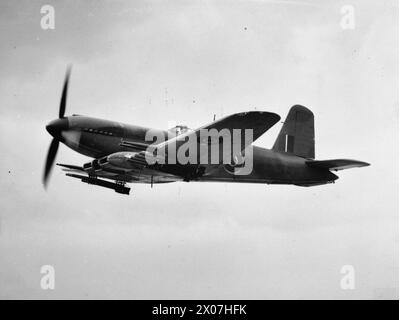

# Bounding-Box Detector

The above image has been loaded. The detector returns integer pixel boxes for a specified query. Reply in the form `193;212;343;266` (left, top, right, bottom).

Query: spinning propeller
43;66;71;188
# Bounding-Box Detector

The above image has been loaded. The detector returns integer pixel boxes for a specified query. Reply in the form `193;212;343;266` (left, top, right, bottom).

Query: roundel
223;154;246;175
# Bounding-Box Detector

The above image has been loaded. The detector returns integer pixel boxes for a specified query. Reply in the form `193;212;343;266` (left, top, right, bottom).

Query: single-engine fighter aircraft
43;68;370;195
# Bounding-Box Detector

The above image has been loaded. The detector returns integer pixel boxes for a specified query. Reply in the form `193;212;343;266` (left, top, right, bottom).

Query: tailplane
272;105;315;159
306;159;370;171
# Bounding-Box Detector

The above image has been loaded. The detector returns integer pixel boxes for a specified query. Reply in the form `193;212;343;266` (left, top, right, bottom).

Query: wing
197;111;281;141
306;159;370;171
57;154;182;185
154;111;280;164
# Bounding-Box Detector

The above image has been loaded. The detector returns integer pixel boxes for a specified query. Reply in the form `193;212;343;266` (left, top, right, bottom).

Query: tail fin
272;105;315;159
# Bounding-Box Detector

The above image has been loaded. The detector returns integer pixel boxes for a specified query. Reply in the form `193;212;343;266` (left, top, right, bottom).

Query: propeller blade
43;138;59;188
59;65;72;118
43;65;72;188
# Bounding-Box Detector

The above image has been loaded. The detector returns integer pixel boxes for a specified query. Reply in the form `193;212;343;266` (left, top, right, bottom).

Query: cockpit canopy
168;125;191;136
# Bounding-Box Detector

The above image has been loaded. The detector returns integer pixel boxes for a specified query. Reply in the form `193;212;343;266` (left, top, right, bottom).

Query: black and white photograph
1;0;398;305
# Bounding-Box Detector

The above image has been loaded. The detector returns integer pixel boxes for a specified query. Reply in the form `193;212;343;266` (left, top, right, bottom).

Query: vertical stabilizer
272;105;315;159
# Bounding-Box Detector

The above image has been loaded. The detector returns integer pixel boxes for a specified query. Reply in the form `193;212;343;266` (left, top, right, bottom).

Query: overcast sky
1;0;399;299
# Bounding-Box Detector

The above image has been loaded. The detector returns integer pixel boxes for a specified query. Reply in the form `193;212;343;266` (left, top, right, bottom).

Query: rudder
272;105;315;159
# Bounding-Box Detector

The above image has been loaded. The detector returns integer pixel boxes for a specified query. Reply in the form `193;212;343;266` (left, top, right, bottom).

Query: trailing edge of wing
306;159;370;171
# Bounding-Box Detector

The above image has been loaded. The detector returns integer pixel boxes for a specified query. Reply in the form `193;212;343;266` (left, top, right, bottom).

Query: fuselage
46;115;338;186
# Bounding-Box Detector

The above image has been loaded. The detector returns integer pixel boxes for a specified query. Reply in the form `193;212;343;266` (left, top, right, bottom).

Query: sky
0;0;399;299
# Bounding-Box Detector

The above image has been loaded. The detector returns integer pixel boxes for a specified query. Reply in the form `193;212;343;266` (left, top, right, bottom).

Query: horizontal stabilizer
306;159;370;171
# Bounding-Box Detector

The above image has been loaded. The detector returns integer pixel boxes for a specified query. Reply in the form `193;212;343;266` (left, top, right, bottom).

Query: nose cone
46;118;69;139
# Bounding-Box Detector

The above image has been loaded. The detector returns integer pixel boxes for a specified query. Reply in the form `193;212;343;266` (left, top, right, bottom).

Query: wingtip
352;160;371;167
42;179;48;190
360;161;371;167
